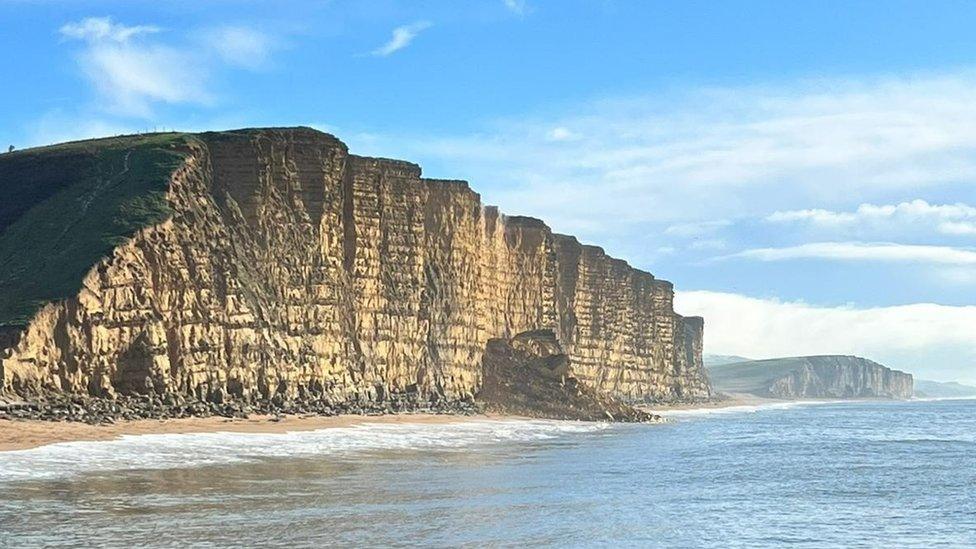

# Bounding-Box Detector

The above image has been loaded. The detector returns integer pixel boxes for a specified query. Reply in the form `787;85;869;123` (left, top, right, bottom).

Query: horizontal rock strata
0;127;710;415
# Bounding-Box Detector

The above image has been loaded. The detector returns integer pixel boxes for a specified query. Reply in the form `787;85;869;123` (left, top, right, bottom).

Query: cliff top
0;126;679;328
0;132;193;326
0;127;353;327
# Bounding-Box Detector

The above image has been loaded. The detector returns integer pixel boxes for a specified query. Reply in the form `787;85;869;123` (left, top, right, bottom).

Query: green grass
0;133;193;326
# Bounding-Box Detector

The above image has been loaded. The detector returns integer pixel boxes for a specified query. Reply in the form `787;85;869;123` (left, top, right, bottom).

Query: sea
1;398;974;548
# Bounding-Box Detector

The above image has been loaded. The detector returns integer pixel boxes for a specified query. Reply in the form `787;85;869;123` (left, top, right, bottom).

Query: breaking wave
0;419;614;483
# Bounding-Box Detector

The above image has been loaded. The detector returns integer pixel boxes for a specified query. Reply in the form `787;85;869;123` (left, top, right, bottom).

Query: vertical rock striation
0;127;709;408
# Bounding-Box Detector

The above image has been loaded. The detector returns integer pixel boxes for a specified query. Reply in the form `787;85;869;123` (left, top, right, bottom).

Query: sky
1;0;975;383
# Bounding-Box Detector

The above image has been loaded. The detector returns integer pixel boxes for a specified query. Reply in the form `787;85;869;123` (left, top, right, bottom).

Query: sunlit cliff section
0;127;709;406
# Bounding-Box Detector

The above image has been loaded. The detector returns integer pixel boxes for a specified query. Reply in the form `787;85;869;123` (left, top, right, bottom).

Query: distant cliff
707;355;913;400
913;379;976;399
0;127;709;418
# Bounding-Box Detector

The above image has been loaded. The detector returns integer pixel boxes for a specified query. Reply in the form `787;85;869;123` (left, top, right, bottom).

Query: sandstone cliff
707;355;913;400
0;127;709;414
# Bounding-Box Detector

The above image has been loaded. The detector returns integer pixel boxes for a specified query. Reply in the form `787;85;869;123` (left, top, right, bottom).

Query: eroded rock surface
0;127;710;416
478;330;660;422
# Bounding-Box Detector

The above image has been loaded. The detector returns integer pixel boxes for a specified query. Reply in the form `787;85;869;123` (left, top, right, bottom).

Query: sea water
1;399;974;548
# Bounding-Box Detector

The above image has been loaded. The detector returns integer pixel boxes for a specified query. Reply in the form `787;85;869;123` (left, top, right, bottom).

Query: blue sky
2;0;976;382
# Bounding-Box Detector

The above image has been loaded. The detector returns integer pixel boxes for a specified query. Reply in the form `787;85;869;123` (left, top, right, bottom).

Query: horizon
2;0;974;383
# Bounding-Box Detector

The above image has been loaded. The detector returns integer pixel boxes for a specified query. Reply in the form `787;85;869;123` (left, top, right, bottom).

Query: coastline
1;393;927;453
0;413;518;452
0;394;752;452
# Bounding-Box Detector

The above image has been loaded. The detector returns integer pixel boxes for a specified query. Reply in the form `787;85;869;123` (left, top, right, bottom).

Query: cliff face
0;127;709;408
708;355;913;400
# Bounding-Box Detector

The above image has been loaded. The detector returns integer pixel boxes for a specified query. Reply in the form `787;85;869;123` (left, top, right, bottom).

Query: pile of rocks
0;392;481;425
478;330;663;423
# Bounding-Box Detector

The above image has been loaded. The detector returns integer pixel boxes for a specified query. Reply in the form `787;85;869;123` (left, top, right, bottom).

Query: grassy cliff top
0;133;193;327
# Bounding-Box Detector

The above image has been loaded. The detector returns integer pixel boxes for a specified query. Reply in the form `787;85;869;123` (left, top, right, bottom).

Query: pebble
0;392;483;424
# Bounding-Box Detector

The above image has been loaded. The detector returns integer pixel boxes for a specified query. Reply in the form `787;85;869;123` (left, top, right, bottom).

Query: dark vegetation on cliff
707;355;914;400
0;133;191;326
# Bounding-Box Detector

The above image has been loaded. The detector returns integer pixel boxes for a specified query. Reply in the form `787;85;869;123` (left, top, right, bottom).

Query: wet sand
0;413;512;452
0;393;787;452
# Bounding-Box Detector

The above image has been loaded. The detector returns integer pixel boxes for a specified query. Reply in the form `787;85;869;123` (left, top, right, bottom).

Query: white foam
0;419;613;482
911;396;976;402
649;399;850;418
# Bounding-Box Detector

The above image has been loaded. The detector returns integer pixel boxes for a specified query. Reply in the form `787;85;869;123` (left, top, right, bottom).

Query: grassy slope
0;133;192;327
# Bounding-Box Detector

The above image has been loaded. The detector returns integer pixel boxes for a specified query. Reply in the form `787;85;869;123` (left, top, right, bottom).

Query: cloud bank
725;242;976;265
675;291;976;383
767;199;976;237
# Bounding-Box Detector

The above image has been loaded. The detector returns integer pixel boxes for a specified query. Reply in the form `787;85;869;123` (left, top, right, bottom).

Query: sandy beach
0;413;514;452
0;393;785;452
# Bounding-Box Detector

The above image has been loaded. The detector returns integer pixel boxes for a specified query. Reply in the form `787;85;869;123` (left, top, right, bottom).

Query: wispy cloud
352;70;976;246
371;21;431;57
767;199;976;236
56;17;276;122
545;126;581;142
60;17;159;43
675;290;976;383
725;241;976;265
502;0;528;16
665;220;732;237
60;16;209;117
205;26;274;70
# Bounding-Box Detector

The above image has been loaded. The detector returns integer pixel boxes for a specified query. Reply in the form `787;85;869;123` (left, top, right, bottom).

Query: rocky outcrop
0;127;709;416
478;329;660;421
708;355;913;399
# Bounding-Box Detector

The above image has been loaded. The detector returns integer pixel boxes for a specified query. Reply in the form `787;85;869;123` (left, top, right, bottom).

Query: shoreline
0;413;519;453
0;399;679;452
0;393;931;453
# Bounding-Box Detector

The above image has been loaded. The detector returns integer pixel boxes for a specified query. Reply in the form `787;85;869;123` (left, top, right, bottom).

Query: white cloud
60;16;209;117
60;17;158;43
354;70;976;243
546;127;581;142
675;290;976;383
371;21;431;57
665;220;731;237
689;238;727;251
725;241;976;265
939;221;976;235
502;0;528;15
206;26;273;69
767;199;976;237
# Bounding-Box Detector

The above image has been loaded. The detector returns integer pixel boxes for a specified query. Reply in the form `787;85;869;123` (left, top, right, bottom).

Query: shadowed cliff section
478;330;659;422
708;355;913;399
0;127;709;420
